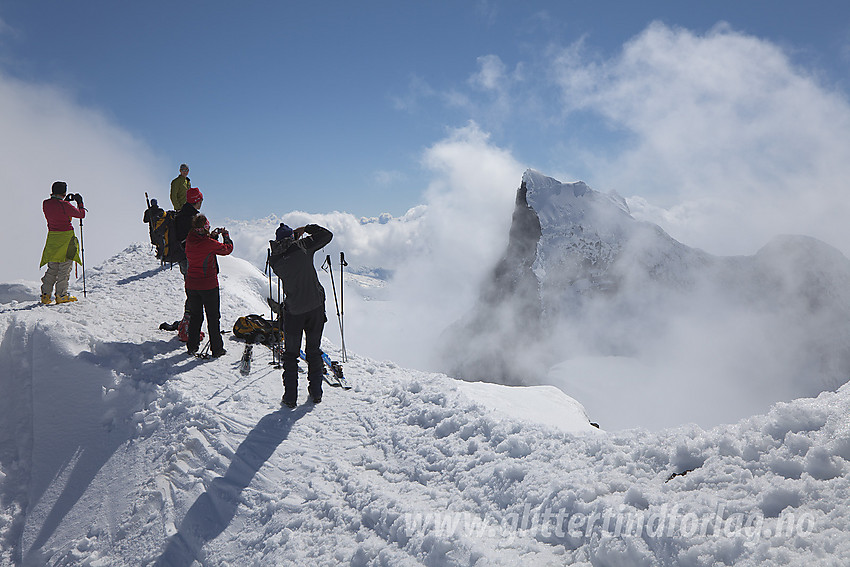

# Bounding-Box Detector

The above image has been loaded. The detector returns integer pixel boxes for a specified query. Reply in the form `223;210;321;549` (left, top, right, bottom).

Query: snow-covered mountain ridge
1;244;849;565
445;170;850;429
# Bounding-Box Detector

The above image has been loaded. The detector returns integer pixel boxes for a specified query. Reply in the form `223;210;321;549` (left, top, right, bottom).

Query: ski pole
339;252;348;362
145;192;154;254
274;273;284;368
265;248;276;366
265;248;283;368
266;249;274;322
79;215;87;298
323;254;344;356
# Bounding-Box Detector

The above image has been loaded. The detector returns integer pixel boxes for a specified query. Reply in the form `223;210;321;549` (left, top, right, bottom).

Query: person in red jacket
40;181;86;304
184;213;233;357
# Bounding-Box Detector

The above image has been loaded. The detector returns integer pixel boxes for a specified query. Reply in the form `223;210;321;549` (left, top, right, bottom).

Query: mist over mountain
443;170;850;428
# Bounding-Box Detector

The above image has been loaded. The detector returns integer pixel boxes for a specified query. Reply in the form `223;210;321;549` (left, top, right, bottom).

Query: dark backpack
233;314;281;345
150;210;185;263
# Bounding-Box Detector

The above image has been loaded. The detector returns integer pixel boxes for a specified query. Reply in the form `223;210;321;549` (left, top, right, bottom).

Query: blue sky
2;1;849;221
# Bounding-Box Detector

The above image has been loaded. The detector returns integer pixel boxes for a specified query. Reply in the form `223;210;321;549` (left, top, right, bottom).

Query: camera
64;193;83;202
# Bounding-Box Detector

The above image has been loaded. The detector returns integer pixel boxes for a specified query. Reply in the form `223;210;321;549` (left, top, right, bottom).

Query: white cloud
0;71;164;284
369;122;522;368
224;122;524;370
551;22;850;255
469;54;507;91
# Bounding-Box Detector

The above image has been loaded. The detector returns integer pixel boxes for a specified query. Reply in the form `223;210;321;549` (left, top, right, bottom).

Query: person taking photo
184;213;233;357
39;181;85;304
269;223;333;407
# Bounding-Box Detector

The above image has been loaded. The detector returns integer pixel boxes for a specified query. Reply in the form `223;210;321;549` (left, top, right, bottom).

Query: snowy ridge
1;245;849;565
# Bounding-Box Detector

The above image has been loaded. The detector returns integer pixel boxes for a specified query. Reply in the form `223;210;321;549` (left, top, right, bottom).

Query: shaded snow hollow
0;244;849;565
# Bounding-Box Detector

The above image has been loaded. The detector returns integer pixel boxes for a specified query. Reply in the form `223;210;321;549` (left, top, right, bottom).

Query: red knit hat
186;187;203;204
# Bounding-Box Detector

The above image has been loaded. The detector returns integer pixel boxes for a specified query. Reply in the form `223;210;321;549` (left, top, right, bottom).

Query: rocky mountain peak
442;171;850;404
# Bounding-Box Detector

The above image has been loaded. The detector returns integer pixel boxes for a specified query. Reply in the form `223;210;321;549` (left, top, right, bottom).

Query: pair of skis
238;343;253;375
299;350;350;389
321;351;350;389
239;340;350;391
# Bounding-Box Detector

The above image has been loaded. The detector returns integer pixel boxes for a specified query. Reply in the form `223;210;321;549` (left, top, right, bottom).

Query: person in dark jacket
184;213;233;356
175;187;204;274
143;198;164;224
174;187;204;327
143;198;164;251
269;223;333;407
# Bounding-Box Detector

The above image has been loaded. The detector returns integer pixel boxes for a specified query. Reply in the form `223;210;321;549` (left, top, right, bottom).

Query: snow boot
40;293;52;305
55;294;77;304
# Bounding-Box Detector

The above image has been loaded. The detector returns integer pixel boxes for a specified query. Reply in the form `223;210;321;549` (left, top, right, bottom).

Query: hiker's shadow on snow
19;330;240;563
79;337;219;385
0;302;41;312
153;407;310;567
116;265;171;285
21;329;172;563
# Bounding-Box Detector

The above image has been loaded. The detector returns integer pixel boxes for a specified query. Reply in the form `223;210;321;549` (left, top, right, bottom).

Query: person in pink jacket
40;181;85;304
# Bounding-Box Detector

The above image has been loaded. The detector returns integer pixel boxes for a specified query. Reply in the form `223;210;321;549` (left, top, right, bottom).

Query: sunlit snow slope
0;244;848;566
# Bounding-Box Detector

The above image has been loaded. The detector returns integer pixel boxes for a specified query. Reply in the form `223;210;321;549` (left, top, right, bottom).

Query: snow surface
1;244;849;566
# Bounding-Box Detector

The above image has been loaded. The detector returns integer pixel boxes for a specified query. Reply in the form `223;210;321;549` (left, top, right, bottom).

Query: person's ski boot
40;293;52;305
55;294;78;304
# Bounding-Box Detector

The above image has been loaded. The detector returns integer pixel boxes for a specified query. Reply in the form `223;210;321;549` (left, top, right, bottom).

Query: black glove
74;194;83;207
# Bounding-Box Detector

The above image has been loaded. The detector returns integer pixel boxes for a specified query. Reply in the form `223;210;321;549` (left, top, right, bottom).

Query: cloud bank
550;23;850;256
224;123;523;370
0;71;162;283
